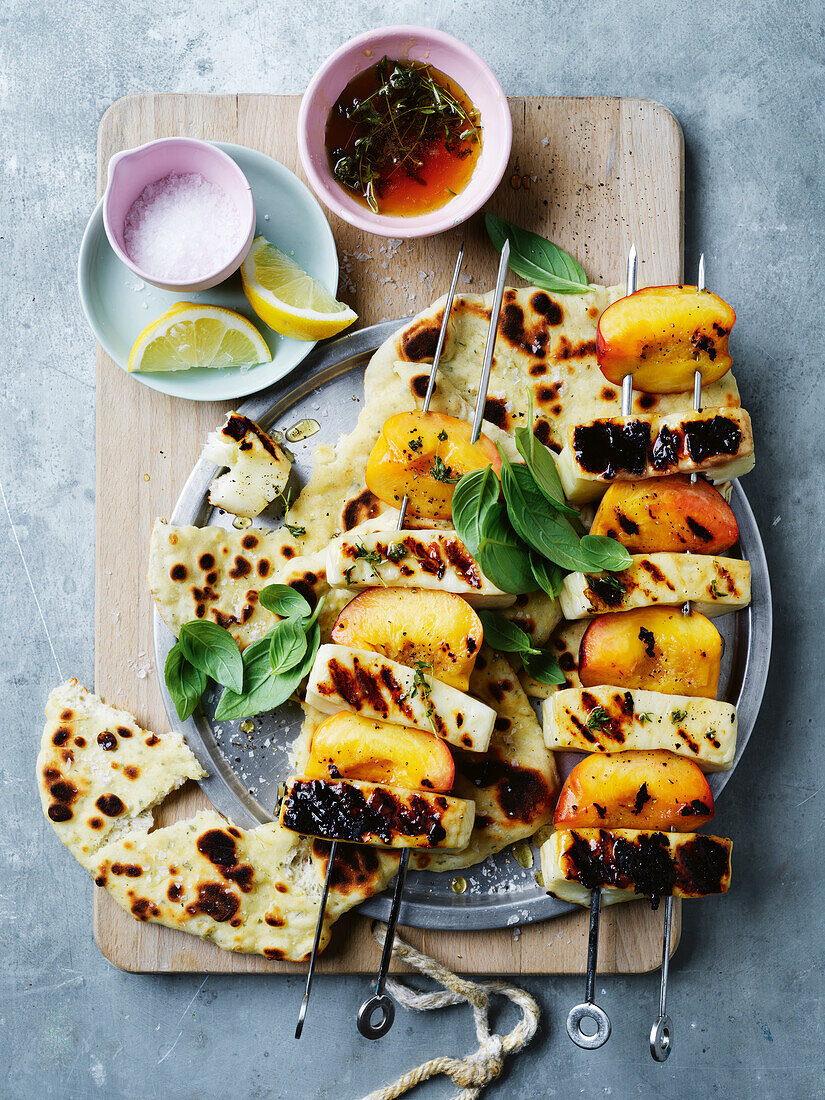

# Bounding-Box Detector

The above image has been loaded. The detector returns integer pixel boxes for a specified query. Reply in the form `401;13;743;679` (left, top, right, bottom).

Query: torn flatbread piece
37;680;205;870
92;811;399;961
412;650;559;872
148;519;326;648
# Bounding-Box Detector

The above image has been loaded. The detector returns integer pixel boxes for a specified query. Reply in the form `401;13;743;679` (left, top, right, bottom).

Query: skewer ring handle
567;1001;611;1049
357;992;395;1039
650;1012;673;1061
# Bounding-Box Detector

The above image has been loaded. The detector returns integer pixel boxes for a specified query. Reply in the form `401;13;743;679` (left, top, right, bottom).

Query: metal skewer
566;243;637;1050
621;244;638;416
356;243;468;1040
470;240;510;443
651;252;706;1062
296;244;464;1041
295;838;338;1038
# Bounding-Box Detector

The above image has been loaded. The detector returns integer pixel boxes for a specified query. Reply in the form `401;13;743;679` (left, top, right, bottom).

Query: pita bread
37;680;206;870
411;650;559;872
92;811;399;961
148;520;327;648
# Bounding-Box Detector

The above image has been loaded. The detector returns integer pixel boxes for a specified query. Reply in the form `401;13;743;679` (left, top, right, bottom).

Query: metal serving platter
154;321;772;931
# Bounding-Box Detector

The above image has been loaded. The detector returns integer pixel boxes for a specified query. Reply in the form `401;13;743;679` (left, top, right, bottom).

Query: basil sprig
163;584;323;722
485;214;590;294
452;454;631;598
478;611;566;686
164;646;208;721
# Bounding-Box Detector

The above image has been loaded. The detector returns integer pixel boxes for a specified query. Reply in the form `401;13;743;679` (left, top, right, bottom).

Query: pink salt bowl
298;26;512;239
102;137;256;292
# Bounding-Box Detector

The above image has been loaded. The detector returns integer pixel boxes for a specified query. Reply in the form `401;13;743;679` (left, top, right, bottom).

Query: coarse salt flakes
123;172;241;282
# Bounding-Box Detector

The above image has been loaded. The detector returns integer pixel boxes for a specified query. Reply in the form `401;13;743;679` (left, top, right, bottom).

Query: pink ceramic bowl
102;137;256;292
298;27;512;239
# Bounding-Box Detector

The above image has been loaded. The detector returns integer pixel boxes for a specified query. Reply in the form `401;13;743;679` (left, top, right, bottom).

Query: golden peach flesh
304;711;456;792
365;411;501;519
597;285;736;393
579;606;722;698
553;749;715;830
330;586;482;691
590;475;739;554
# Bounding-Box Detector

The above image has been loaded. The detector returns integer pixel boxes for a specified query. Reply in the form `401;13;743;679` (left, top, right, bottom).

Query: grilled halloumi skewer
280;777;475;851
559;552;751;620
557;406;755;504
543;687;737;771
306;644;496;753
541;828;733;907
326;528;515;608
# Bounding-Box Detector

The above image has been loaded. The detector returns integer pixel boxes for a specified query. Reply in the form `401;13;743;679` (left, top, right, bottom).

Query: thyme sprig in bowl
298;26;512;238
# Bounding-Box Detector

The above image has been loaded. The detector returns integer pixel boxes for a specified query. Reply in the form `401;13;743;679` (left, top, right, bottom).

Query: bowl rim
102;135;257;291
297;25;512;239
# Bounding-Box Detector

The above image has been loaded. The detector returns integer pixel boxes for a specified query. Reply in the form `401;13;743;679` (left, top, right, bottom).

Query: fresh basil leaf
485;213;589;294
269;617;308;674
452;465;500;556
477;610;532;653
530;551;564;598
514;424;580;521
578;534;633;572
294;621;321;680
214;623;321;722
258;584;312;620
179;620;243;694
499;457;589;571
164;643;207;721
521;648;567;685
305;593;326;628
476;502;535;594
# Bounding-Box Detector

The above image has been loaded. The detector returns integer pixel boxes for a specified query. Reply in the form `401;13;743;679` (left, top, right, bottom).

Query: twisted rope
361;921;540;1100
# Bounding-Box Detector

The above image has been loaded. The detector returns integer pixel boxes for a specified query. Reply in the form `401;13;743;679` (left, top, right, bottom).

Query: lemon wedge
128;303;271;373
240;236;356;341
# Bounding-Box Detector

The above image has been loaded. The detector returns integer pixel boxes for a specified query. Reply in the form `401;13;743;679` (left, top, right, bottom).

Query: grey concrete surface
2;1;823;1097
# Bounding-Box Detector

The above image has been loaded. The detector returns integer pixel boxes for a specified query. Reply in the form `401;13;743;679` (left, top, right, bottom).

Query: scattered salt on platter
123;172;241;282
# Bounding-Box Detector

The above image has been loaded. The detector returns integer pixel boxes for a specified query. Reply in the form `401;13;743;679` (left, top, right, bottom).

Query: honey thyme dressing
325;57;482;216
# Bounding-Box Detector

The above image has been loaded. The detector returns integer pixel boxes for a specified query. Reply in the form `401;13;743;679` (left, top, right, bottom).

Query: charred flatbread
92;811;399;961
37;680;206;870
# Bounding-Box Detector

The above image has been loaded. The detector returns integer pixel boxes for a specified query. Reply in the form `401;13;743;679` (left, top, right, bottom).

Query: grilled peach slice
579;606;722;698
554;749;715;830
331;587;482;690
304;711;455;792
590;475;738;554
365;411;501;519
597;286;736;393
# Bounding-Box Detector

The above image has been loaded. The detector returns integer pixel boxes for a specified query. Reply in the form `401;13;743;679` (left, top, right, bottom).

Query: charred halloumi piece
557;407;755;503
306;645;495;753
325;529;515;609
543;687;737;771
559;553;751;619
540;828;733;906
279;777;475;850
203;412;292;518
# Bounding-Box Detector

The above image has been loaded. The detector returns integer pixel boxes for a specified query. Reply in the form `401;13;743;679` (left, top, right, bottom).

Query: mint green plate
77;142;339;402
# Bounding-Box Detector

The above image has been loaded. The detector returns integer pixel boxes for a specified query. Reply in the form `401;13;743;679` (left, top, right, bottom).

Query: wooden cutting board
94;92;683;973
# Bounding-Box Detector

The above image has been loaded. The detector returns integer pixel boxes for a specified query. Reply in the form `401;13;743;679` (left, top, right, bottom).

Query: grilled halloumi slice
279;776;475;850
203;412;292;518
540;828;733;906
559;553;751;619
325;528;515;609
557;407;755;503
305;644;496;753
543;686;737;771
